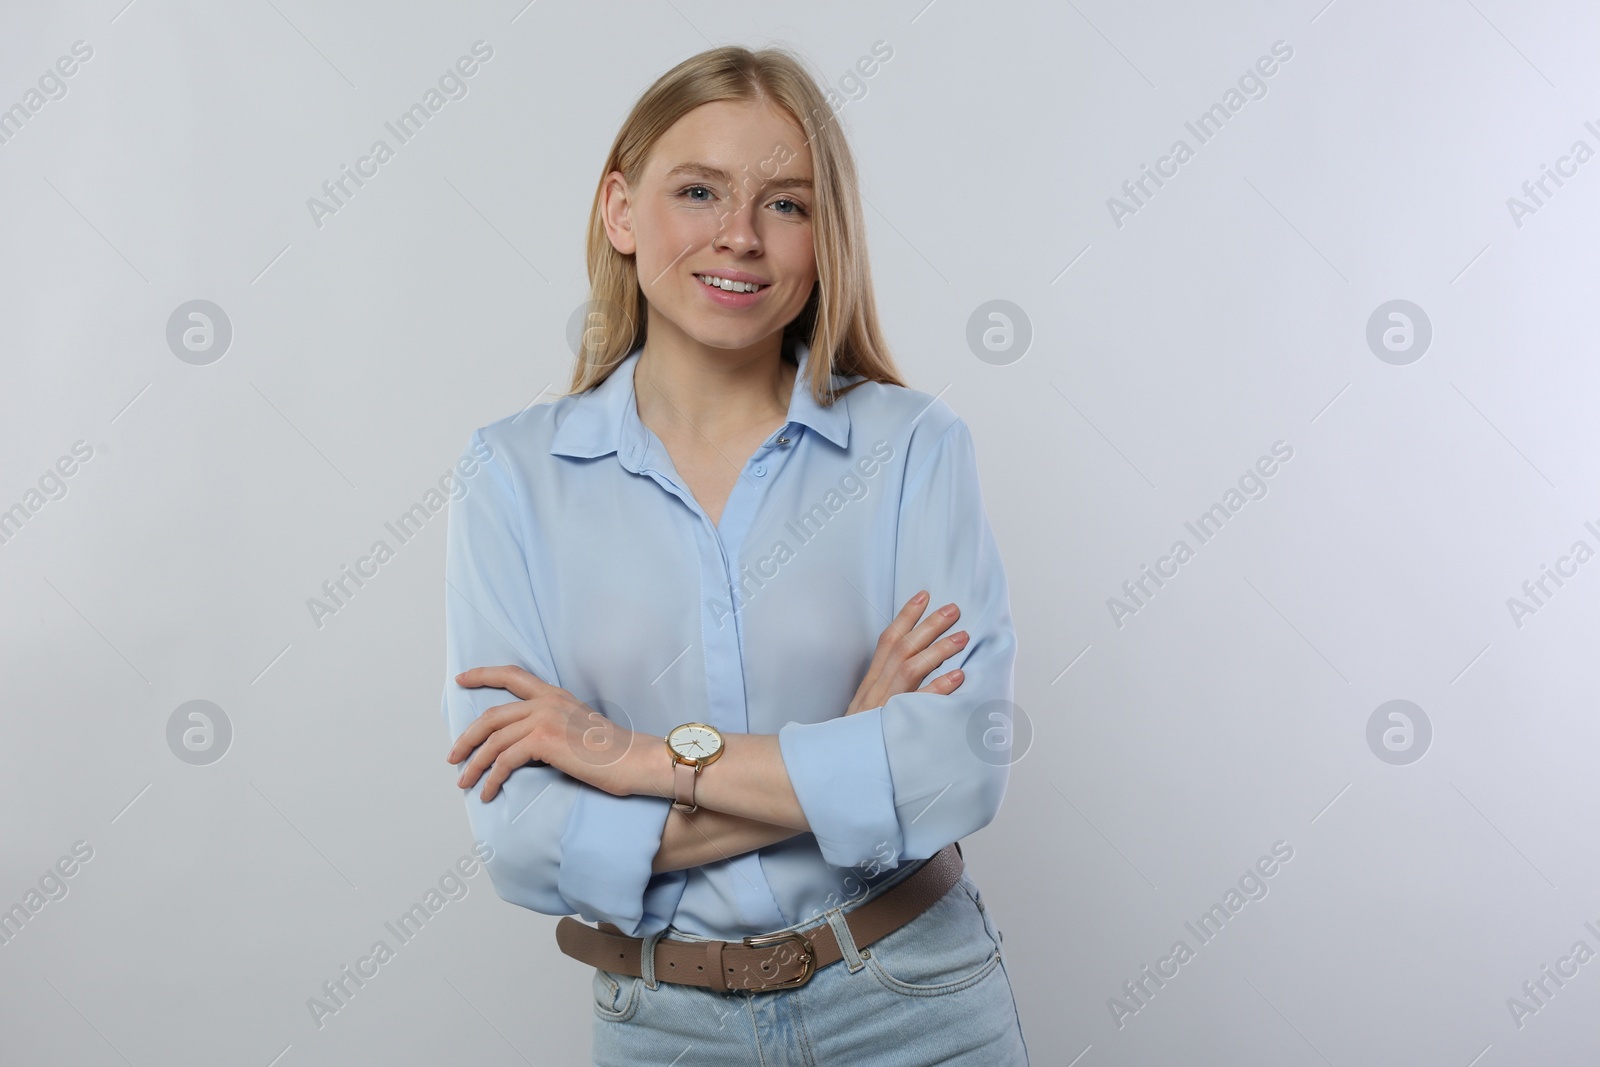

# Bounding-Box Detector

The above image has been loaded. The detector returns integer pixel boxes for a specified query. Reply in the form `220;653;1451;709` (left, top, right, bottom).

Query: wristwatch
665;722;725;814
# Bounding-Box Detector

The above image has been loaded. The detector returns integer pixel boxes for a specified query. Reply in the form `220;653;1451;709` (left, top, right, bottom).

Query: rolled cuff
558;786;673;937
778;709;899;869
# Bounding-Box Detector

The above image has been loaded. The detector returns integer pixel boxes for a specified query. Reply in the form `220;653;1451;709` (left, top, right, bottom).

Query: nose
711;199;761;255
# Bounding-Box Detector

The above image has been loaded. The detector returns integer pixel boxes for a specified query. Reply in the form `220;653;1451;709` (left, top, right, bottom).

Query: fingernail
941;604;957;617
952;631;969;644
913;591;928;604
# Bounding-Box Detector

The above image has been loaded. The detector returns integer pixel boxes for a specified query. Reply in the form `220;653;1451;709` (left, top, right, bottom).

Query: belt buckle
739;930;815;991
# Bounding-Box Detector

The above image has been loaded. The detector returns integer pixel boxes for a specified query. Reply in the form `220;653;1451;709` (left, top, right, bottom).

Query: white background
3;1;1598;1064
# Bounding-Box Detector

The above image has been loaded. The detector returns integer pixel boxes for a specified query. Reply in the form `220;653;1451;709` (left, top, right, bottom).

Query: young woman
441;45;1029;1065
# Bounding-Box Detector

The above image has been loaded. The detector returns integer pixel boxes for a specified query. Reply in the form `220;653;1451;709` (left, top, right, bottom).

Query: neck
633;329;796;442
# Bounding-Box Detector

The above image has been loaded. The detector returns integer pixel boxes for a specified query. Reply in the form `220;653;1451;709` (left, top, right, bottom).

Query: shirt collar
548;338;852;467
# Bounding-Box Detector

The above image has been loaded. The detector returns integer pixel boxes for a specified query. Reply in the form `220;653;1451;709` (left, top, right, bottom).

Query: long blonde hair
564;45;905;407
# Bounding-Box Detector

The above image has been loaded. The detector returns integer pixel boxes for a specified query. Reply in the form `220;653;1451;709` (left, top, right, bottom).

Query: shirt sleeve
441;428;674;936
777;416;1018;869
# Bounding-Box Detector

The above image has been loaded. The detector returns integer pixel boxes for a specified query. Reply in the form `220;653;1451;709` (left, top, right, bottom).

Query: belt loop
640;928;666;990
706;940;727;992
825;907;866;973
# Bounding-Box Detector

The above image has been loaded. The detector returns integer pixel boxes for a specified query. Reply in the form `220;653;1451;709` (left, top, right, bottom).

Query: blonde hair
564;44;906;407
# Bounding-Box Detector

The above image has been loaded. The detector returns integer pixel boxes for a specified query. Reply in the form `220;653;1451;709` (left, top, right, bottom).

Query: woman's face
605;99;817;354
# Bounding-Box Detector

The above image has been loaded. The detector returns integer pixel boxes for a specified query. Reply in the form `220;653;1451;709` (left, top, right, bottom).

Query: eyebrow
663;161;813;192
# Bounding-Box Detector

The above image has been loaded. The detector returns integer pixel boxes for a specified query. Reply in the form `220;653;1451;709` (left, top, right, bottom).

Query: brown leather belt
555;841;964;994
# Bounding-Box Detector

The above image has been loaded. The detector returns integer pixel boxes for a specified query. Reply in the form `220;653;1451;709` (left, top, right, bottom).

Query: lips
694;272;769;293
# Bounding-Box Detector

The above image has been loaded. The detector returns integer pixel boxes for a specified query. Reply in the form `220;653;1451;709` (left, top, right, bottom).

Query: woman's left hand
448;665;640;801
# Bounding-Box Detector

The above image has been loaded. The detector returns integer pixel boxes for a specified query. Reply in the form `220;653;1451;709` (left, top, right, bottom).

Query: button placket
621;401;796;933
696;426;793;932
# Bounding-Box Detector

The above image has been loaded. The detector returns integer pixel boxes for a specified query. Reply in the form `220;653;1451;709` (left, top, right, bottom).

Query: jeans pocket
860;874;1004;998
592;967;641;1022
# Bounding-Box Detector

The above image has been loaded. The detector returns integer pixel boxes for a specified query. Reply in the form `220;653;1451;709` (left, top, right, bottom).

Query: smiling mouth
695;273;769;294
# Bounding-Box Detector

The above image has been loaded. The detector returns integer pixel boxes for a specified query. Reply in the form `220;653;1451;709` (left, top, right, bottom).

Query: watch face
669;724;722;761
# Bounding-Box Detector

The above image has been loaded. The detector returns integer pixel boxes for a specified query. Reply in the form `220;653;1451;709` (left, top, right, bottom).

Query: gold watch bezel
665;722;725;768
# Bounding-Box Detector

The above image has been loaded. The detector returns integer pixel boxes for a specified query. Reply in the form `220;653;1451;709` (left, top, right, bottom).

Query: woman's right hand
845;591;968;715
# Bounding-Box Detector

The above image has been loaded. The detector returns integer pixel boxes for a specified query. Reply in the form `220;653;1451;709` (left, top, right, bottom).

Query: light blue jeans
590;869;1030;1065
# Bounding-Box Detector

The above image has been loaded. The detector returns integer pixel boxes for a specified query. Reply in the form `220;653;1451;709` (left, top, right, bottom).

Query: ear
599;171;637;255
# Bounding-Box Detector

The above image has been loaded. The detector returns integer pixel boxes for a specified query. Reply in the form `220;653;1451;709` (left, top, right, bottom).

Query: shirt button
752;464;767;477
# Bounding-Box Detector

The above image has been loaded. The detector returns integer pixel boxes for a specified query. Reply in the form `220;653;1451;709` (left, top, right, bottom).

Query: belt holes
668;962;675;968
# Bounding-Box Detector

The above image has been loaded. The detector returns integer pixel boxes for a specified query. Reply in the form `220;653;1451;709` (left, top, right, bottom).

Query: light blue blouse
440;338;1017;940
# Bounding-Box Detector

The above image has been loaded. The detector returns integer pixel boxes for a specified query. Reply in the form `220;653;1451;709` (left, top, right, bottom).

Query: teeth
697;274;764;293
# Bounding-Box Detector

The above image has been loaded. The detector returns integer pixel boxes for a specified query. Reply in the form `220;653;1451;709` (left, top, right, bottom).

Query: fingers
916;668;965;695
849;593;973;714
447;668;550;767
454;722;509;788
895;627;967;692
456;716;536;799
447;700;526;767
909;601;961;650
863;592;932;683
474;734;538;802
454;665;545;701
447;702;499;765
849;595;925;711
885;590;930;642
889;602;964;687
873;593;951;670
881;595;960;664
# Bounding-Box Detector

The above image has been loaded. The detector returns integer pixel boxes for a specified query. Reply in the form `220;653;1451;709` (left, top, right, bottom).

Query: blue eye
678;185;808;217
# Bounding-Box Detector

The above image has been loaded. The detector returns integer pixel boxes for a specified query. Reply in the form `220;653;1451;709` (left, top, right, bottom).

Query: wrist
624;731;674;799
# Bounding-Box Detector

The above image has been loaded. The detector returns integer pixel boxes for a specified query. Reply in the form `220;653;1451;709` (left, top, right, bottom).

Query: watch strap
672;760;700;813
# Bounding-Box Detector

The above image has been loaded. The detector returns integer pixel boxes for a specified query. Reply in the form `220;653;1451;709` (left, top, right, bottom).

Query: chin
693;330;772;352
674;316;772;347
